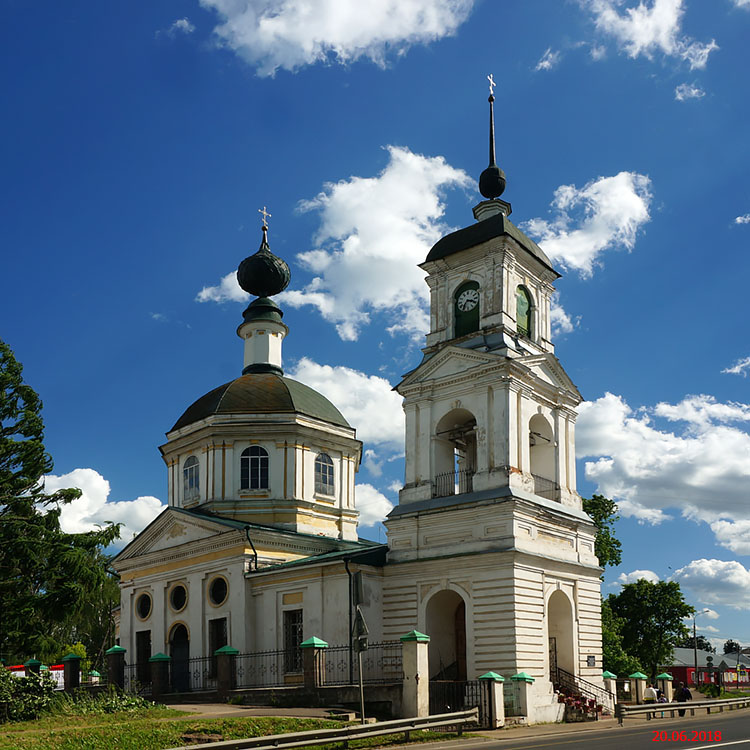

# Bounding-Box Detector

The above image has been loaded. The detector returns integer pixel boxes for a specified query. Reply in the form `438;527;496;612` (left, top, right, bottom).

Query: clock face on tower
457;288;479;312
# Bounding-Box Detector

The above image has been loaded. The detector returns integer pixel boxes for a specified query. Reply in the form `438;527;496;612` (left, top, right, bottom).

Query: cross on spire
487;74;496;97
258;206;272;228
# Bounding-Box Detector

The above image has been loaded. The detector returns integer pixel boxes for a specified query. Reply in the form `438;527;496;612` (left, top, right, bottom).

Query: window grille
315;453;334;495
241;446;269;489
283;609;303;673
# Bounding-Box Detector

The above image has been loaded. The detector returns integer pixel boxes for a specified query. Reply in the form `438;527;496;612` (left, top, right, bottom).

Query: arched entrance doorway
169;623;190;692
548;590;575;679
425;589;467;681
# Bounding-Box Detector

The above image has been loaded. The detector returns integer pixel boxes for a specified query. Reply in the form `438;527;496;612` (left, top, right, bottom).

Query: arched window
183;456;200;503
516;286;533;338
240;446;269;490
454;281;480;338
315;453;334;495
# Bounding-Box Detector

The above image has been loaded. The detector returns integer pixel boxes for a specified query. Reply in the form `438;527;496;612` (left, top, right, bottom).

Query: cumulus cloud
731;0;750;8
675;82;705;101
702;625;720;633
535;47;561;71
672;559;750;609
701;608;720;620
196;271;247;304
199;0;474;76
577;392;750;543
278;146;470;341
723;357;750;377
171;18;196;35
522;172;652;276
618;569;660;584
43;468;165;544
363;449;384;477
735;214;750;225
551;295;578;336
288;357;404;449
586;0;718;69
355;483;394;528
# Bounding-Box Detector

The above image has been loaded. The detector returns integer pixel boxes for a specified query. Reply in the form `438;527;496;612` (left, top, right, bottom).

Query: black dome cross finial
237;206;291;299
478;73;507;200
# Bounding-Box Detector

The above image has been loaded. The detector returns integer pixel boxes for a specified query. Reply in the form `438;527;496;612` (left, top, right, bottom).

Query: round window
209;576;228;606
136;592;152;620
170;584;187;612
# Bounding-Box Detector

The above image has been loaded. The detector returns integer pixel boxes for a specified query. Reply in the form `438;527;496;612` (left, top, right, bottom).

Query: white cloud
288;357;404;449
590;44;607;60
355;483;394;528
618;569;660;584
43;468;165;543
731;0;750;8
675;82;705;101
586;0;718;69
701;608;720;620
363;449;383;477
577;393;750;542
551;295;578;335
535;47;561;71
702;625;720;633
735;214;750;225
723;357;750;377
672;559;750;609
196;271;248;304
170;18;196;35
278;146;470;341
200;0;474;76
522;172;652;276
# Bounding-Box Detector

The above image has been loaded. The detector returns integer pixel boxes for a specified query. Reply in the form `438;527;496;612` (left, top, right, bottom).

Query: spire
236;209;291;376
478;74;506;200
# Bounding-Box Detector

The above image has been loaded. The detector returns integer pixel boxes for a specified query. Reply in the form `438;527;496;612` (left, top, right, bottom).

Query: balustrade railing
235;648;290;688
323;641;403;685
432;469;473;498
531;473;559;501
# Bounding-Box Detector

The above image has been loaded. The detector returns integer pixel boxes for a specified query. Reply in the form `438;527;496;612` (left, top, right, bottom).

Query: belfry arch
547;589;575;678
425;589;467;681
433;408;477;497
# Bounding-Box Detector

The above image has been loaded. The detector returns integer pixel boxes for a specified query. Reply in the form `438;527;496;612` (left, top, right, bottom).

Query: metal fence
123;663;152;696
236;648;289;688
429;680;490;727
531;473;558;501
433;469;473;498
323;642;403;685
182;655;217;693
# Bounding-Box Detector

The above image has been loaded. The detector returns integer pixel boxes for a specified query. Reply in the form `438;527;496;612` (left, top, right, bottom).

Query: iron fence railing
323;641;403;685
432;469;473;498
235;648;290;688
123;663;152;696
174;655;216;693
429;680;491;727
531;473;558;501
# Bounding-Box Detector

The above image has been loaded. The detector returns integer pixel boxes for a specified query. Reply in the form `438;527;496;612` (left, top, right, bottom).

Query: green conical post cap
24;658;41;667
105;645;127;655
478;671;505;681
300;636;328;649
400;630;430;642
149;652;171;662
602;670;617;679
62;652;81;662
629;671;648;679
511;671;535;682
656;672;673;680
215;645;239;655
88;670;101;677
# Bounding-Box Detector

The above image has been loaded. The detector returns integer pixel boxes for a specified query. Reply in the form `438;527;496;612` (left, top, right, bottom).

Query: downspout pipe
344;557;353;685
244;525;258;572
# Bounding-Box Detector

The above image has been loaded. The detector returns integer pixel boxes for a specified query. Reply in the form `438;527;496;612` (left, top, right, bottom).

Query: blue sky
2;0;750;649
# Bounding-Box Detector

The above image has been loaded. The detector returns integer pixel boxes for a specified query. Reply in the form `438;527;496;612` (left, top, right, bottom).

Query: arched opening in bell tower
426;589;467;681
529;413;556;500
547;590;575;679
433;409;477;497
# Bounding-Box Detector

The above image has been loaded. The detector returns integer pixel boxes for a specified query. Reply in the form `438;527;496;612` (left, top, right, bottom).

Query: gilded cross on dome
258;206;272;228
487;74;496;96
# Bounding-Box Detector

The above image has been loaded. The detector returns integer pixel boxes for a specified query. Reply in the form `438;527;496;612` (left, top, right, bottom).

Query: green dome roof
171;373;351;432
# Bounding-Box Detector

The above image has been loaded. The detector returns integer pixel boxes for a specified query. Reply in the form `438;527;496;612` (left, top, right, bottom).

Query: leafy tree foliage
724;639;742;655
601;598;640;676
676;634;716;653
582;494;623;569
607;579;694;681
0;338;120;665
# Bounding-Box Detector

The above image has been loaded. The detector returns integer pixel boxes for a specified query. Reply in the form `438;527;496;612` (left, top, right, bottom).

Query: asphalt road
422;710;750;750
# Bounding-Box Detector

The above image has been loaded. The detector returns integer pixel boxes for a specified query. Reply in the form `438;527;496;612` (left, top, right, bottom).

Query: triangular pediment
516;353;581;399
398;346;501;389
113;507;240;564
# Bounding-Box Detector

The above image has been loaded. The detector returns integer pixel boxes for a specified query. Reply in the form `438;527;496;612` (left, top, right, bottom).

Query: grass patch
0;714;459;750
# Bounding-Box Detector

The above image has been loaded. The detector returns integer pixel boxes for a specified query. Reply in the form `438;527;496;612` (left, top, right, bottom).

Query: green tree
582;494;622;569
676;634;716;653
724;639;741;655
608;579;694;681
0;338;120;664
601;598;640;676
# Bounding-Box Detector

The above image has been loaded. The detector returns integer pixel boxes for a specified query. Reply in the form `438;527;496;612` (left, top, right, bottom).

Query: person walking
675;681;692;717
644;683;658;703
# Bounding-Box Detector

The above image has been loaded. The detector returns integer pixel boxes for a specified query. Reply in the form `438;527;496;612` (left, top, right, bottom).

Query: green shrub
0;668;57;723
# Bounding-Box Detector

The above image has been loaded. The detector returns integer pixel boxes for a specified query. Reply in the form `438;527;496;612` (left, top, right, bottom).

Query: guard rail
616;696;750;725
166;708;480;750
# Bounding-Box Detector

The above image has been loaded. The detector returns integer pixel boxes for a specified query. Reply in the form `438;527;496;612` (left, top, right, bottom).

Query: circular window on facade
208;576;228;606
135;592;152;620
169;583;188;612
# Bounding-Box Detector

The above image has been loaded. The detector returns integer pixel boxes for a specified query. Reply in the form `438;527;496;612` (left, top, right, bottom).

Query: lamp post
692;609;710;687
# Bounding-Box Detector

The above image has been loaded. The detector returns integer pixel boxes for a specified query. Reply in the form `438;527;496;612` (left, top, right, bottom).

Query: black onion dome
237;227;291;298
170;373;351;432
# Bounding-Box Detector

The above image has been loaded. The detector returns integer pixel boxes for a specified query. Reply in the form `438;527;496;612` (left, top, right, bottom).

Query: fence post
149;652;171;702
479;671;505;728
510;672;535;719
24;658;41;678
400;630;430;718
106;645;127;690
300;637;328;689
656;672;673;702
216;645;239;698
62;653;81;692
602;670;617;706
629;672;647;704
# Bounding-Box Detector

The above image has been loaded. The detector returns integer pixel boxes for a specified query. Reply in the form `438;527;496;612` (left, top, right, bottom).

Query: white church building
113;89;604;723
